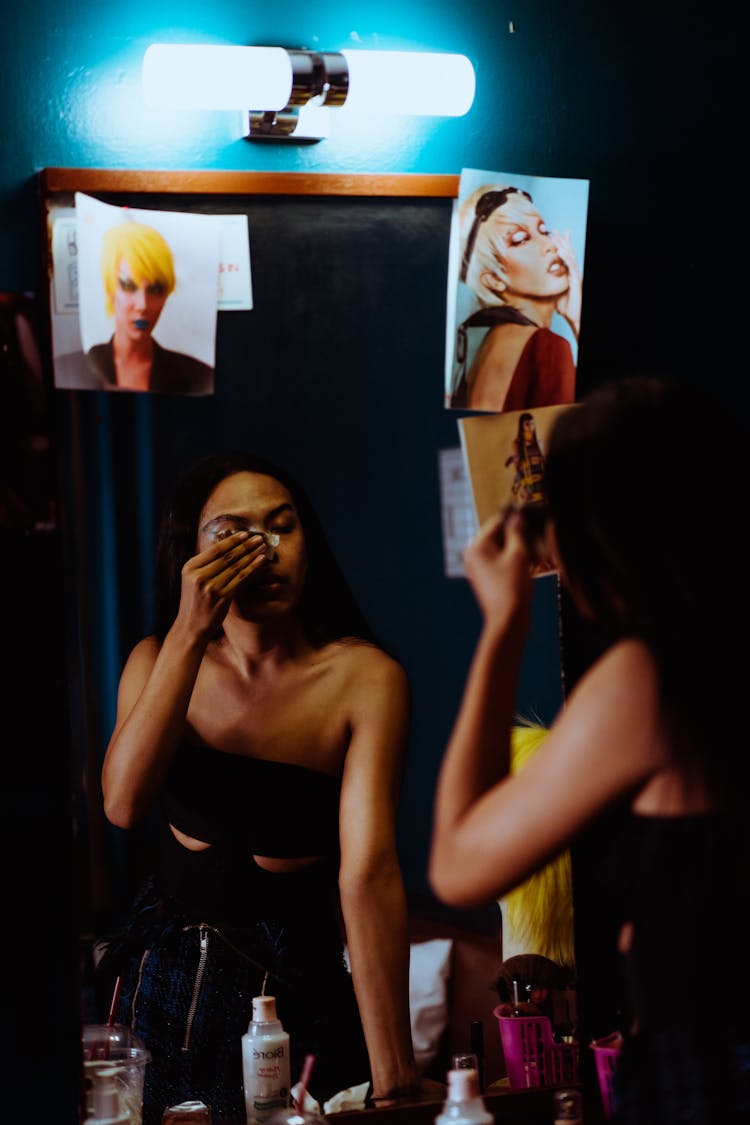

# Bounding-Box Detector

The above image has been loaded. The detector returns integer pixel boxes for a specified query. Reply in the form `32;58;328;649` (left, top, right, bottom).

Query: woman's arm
429;514;667;910
337;650;420;1101
428;511;533;906
102;529;265;827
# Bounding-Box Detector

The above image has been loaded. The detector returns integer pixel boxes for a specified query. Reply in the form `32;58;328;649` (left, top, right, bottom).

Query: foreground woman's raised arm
428;510;667;910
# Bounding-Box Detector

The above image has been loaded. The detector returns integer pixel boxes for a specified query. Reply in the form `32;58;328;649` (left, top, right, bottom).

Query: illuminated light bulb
142;45;293;111
141;44;475;119
340;50;476;116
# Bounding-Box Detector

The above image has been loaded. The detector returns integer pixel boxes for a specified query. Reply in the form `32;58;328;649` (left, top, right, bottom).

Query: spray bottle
434;1068;493;1125
242;995;291;1125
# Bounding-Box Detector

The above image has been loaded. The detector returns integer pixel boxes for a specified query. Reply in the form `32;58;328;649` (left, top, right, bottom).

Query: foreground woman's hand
463;508;535;631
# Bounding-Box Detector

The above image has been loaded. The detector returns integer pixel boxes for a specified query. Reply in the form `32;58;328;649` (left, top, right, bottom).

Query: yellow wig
100;220;176;317
501;719;576;971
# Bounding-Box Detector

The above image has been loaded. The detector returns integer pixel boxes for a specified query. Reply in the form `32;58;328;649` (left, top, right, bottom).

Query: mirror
39;170;585;1114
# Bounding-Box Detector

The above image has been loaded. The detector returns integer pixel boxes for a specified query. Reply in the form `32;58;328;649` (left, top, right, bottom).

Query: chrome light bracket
246;50;349;141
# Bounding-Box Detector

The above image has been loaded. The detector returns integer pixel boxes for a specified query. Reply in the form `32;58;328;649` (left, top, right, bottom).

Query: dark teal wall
3;2;741;343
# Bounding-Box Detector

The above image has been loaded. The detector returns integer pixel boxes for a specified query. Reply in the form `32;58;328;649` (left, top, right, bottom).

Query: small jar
161;1101;212;1123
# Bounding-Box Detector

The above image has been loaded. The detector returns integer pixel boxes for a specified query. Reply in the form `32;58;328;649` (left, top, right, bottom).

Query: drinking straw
88;975;122;1061
296;1053;316;1113
107;975;122;1028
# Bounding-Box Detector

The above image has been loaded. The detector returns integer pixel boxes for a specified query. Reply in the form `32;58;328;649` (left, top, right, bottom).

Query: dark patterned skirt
94;874;370;1125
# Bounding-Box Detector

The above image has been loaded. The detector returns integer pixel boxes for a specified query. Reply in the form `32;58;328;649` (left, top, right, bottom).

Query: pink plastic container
590;1032;624;1119
493;1008;579;1090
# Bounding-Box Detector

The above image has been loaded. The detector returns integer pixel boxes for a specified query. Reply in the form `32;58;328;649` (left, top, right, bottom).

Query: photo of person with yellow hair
54;194;218;395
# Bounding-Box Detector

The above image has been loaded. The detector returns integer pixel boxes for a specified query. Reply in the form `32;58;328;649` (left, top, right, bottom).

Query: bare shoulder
113;635;161;718
489;638;667;831
331;643;411;784
119;635;160;685
579;637;660;699
125;634;160;666
325;638;407;688
558;637;666;772
321;639;410;721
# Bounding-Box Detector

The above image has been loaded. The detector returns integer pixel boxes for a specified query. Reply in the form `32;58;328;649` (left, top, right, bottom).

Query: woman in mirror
429;377;750;1122
96;452;426;1124
449;184;581;412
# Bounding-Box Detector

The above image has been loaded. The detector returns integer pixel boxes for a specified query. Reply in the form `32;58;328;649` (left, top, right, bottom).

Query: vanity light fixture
141;44;476;141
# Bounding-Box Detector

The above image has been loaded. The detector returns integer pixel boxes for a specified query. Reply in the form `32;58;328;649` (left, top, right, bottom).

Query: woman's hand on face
552;227;582;338
175;531;269;639
462;508;535;629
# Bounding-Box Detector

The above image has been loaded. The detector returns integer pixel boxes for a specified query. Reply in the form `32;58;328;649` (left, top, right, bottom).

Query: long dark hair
545;375;750;808
154;451;378;647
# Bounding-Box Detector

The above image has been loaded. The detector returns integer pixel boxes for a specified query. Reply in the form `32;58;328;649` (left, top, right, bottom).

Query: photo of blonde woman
446;170;589;414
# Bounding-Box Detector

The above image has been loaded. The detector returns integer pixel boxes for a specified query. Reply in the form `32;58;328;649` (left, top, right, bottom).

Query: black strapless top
162;740;342;857
157;741;343;927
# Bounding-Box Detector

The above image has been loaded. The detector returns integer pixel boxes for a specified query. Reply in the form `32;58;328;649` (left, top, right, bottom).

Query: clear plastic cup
82;1024;150;1125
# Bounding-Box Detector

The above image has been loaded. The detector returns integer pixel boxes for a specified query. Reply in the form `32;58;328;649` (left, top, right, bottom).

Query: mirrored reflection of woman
95;452;426;1124
430;377;750;1122
449;185;582;413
